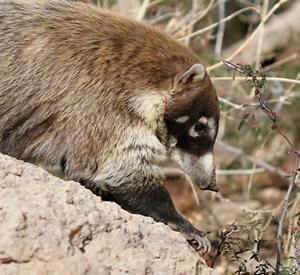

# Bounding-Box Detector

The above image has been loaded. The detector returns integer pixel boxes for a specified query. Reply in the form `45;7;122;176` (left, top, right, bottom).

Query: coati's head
164;64;220;191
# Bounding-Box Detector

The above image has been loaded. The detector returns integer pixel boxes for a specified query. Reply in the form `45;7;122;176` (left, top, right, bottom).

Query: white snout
199;153;214;177
171;149;217;191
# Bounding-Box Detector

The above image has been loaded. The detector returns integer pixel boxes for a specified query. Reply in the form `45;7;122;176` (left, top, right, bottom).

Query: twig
186;174;200;206
149;11;182;25
178;6;260;41
172;0;216;36
274;72;300;112
286;72;300;93
219;96;291;111
218;97;244;109
182;0;201;46
136;0;151;21
224;61;297;152
276;154;300;272
212;76;300;85
217;168;265;175
214;0;226;58
213;191;278;214
216;141;289;178
223;0;300;65
223;60;300;271
285;192;300;260
255;0;269;69
162;167;200;205
253;213;276;254
207;0;288;72
261;53;299;72
163;167;266;177
146;0;164;9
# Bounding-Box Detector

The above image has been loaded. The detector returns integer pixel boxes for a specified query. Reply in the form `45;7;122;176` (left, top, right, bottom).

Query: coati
0;0;219;252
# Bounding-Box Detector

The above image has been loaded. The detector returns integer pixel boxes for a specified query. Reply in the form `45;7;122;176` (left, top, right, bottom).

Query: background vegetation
87;0;299;273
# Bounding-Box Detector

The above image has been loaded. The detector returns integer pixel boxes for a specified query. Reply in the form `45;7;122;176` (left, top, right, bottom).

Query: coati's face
165;64;220;191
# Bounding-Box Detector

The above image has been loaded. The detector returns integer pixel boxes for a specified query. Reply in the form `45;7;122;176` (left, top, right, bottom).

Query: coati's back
0;0;198;174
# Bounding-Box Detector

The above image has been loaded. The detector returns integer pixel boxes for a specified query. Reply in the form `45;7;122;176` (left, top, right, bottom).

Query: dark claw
178;222;211;254
189;234;211;253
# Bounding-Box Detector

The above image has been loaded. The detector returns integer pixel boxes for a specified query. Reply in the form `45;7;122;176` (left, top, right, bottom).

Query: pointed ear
175;64;206;85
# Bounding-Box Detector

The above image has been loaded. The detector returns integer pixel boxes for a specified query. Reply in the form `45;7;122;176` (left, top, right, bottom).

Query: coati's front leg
101;181;211;253
69;129;211;253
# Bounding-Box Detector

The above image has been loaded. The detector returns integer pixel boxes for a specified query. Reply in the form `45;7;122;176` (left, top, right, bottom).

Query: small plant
208;61;300;274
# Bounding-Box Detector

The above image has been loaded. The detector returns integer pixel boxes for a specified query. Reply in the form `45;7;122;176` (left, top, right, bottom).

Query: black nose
200;183;219;192
208;184;219;192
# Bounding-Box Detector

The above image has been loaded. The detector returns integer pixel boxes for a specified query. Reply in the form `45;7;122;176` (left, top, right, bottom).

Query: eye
174;115;189;123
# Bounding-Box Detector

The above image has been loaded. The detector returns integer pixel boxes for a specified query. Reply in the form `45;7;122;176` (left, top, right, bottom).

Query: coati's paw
188;233;211;253
169;221;211;253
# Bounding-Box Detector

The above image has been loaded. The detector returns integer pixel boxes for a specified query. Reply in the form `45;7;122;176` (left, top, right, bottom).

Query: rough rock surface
0;153;216;275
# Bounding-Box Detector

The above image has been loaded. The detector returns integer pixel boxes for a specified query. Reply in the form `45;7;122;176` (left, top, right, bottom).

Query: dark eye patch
176;130;213;155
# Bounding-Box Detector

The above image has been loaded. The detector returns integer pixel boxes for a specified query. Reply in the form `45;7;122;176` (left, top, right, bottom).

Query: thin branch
213;191;276;214
163;167;266;178
276;154;300;272
207;0;288;72
146;0;164;9
223;61;297;153
285;192;300;259
187;175;200;206
178;6;260;41
262;53;299;72
216;141;289;178
274;72;300;113
286;72;300;93
218;97;244;109
253;212;276;254
172;0;216;36
217;168;265;175
149;11;182;25
223;60;300;271
223;0;300;64
212;76;300;85
214;0;226;58
181;0;201;46
255;0;269;69
162;167;200;205
136;0;151;21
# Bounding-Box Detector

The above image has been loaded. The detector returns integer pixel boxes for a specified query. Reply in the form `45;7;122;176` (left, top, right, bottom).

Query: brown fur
0;0;219;251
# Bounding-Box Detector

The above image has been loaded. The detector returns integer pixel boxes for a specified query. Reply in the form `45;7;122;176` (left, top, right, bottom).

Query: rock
0;153;216;275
